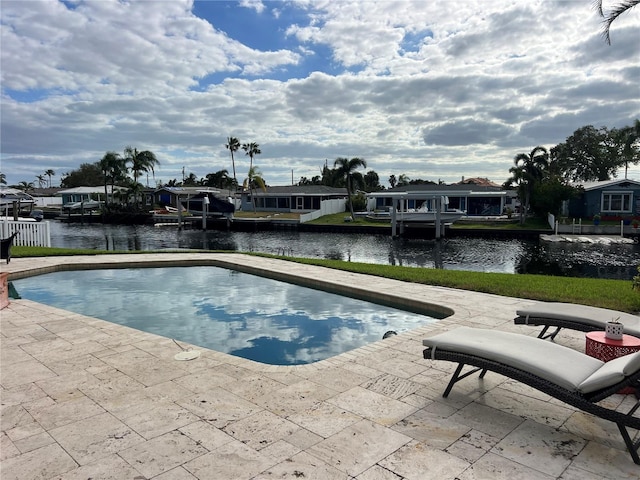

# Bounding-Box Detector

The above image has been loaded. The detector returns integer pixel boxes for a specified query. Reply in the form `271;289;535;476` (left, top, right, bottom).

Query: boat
368;204;466;224
62;200;102;212
0;187;40;221
397;205;466;223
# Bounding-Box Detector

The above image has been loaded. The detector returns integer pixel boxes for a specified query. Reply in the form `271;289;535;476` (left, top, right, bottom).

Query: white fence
299;198;346;223
1;220;51;247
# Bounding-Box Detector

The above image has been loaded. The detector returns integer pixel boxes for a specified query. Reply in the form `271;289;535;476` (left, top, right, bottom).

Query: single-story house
56;186;126;209
368;184;509;216
30;188;63;208
567;179;640;219
239;185;348;213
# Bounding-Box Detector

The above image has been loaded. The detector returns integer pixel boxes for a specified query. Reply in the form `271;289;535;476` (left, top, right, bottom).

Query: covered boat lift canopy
367;190;473;238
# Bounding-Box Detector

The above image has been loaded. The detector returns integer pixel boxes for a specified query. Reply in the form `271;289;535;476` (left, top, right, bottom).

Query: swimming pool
12;266;440;365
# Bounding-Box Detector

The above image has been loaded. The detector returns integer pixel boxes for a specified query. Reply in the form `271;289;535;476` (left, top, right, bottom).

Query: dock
540;234;636;244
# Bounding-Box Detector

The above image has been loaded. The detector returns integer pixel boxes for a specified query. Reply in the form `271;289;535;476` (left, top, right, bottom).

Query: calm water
48;221;640;280
12;266;438;365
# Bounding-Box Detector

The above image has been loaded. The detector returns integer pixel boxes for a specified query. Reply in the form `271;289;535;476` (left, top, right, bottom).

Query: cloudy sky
1;0;638;189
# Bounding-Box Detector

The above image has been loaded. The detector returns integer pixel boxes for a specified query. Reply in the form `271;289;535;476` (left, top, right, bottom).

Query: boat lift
369;190;472;239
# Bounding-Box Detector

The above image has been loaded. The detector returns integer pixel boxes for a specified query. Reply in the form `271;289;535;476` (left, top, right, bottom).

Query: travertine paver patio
1;253;639;479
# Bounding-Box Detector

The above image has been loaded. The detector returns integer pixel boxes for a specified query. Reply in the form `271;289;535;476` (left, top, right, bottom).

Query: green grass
11;247;640;314
278;256;640;313
452;217;550;230
306;212;385;226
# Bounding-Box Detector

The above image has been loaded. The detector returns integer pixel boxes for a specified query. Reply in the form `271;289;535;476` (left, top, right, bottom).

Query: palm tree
225;137;240;189
16;181;34;193
243;166;266;212
124;146;159;185
183;172;199;186
621;119;640;179
44;169;55;187
389;174;397;188
595;0;639;44
35;174;46;188
0;172;6;185
99;151;127;209
334;157;367;219
241;142;261;174
205;169;234;190
508;146;549;224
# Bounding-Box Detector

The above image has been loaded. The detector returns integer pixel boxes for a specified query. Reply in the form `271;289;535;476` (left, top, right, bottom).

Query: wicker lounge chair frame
423;341;640;464
0;232;19;264
514;302;640;340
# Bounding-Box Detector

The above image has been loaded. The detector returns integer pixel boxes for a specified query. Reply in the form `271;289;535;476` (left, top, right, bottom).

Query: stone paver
1;253;639;479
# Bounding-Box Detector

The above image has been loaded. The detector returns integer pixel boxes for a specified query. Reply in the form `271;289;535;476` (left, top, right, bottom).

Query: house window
602;192;631;213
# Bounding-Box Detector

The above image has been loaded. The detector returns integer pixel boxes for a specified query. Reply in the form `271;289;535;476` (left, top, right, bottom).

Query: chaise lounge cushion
516;302;640;337
423;327;604;392
578;351;640;393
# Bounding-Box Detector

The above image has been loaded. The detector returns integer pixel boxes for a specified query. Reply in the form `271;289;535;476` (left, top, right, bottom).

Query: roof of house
576;179;640;191
155;186;223;195
56;186;125;195
244;185;348;196
455;177;500;187
385;183;503;193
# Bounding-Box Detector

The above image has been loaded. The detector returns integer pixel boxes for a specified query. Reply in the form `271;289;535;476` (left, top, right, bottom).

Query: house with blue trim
568;179;640;220
368;183;509;216
239;185;348;213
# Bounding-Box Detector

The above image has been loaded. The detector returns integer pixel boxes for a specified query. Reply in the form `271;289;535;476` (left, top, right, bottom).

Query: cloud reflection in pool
13;266;439;365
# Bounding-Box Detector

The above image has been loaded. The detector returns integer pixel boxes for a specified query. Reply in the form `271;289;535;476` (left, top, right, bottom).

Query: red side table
585;331;640;394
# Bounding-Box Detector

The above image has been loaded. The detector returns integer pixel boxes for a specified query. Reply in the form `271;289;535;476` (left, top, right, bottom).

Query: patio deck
1;253;639;479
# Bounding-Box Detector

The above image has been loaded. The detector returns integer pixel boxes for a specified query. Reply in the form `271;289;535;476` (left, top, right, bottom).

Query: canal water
48;222;640;280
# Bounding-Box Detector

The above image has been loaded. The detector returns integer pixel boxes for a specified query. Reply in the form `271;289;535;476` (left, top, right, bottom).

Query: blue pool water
12;266;439;365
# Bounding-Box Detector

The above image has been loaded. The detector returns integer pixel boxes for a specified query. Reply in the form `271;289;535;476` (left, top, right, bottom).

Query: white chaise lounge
514;302;640;340
422;326;640;464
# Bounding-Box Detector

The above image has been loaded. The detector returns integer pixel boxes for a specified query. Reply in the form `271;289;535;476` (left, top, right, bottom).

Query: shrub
633;265;640;291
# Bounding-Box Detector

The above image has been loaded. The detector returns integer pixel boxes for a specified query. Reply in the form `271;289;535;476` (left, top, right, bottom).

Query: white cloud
1;0;638;187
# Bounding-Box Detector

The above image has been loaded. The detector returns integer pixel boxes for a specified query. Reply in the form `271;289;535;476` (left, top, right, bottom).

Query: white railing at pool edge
0;219;51;247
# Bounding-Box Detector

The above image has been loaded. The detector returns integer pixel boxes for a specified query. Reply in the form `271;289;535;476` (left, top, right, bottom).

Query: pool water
12;266;439;365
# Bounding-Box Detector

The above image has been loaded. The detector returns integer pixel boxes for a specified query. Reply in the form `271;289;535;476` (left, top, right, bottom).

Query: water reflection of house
239;185;348;213
369;180;509;216
567;179;640;219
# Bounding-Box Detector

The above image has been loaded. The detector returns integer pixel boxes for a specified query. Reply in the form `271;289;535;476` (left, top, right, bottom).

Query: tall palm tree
621;119;640;179
35;174;46;188
243;166;266;212
508;146;549;224
124;146;159;185
225;137;240;189
241;142;261;174
334;157;367;219
595;0;639;44
44;169;55;187
99;151;127;208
